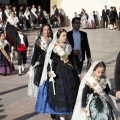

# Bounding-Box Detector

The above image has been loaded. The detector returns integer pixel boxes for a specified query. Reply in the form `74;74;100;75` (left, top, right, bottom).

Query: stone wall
50;0;57;15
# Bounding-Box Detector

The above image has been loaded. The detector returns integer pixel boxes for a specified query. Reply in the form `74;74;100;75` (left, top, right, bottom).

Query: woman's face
0;33;5;40
93;67;105;79
42;25;50;37
11;12;15;17
26;7;29;11
5;5;9;9
43;10;47;14
58;32;67;43
32;5;35;8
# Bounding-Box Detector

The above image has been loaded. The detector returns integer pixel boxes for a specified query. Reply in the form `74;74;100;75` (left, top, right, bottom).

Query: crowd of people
0;3;120;120
27;17;119;120
0;4;66;31
0;3;120;30
75;5;120;30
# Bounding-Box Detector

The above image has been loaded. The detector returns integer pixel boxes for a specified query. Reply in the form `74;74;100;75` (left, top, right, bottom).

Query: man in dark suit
36;5;44;27
109;7;115;30
102;5;109;28
14;27;29;75
52;5;59;16
67;17;92;73
115;52;120;98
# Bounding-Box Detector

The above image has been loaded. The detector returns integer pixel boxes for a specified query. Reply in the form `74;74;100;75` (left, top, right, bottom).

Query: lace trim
53;43;72;55
35;36;52;51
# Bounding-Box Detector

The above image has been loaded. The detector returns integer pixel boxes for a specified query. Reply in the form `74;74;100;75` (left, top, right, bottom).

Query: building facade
1;0;120;21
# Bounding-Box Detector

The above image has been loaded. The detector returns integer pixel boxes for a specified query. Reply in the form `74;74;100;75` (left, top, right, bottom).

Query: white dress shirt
73;30;82;60
104;9;106;13
19;34;25;45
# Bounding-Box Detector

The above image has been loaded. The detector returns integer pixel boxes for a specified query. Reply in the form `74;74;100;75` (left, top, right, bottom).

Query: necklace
59;44;66;50
96;79;100;83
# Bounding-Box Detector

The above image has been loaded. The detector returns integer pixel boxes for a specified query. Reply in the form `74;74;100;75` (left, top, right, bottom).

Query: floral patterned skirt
87;94;116;120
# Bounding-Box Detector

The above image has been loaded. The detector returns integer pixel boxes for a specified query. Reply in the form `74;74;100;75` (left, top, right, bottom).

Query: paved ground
0;27;120;120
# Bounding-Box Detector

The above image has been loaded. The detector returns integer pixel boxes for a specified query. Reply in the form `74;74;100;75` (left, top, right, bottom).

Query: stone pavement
0;27;120;120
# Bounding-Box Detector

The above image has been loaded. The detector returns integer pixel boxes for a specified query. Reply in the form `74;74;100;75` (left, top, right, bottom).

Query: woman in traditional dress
87;12;95;29
24;7;31;30
0;31;15;75
81;13;88;29
72;61;119;120
31;5;37;29
43;10;50;24
6;11;19;28
27;24;53;97
6;11;19;60
35;29;81;120
4;4;11;18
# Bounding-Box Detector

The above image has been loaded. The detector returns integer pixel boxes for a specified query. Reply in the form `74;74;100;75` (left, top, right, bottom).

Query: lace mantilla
0;40;9;48
87;76;107;89
35;36;52;51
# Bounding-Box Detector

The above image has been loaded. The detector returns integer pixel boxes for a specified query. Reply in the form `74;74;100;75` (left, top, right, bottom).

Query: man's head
54;5;57;8
20;6;23;10
104;5;107;9
110;7;113;11
72;17;81;31
38;5;41;9
13;6;16;11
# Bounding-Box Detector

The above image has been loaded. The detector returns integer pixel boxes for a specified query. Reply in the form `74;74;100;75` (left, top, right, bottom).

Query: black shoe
18;73;22;76
51;114;56;119
22;71;25;74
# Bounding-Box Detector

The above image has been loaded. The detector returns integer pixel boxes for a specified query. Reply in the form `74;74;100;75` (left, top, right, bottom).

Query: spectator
0;31;15;76
67;17;92;73
102;5;109;28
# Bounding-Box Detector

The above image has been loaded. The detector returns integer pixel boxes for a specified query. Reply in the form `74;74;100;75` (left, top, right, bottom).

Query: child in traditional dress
0;31;15;75
72;61;119;120
14;27;29;75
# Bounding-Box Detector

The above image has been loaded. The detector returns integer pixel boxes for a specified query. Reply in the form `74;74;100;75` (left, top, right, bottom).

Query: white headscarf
71;61;100;120
88;12;94;23
40;31;58;85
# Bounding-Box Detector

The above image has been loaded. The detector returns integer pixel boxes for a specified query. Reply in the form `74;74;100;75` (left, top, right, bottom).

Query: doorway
27;0;50;14
10;0;18;6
